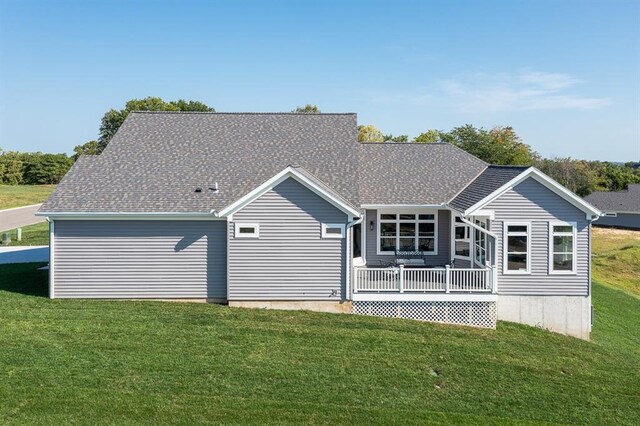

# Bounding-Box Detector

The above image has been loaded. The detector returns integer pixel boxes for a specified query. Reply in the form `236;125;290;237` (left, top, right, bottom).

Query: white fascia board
463;167;601;218
360;204;446;210
218;166;361;218
37;212;222;220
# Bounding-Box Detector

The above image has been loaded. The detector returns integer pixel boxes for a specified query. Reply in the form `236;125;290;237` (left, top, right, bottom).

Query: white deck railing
353;265;495;294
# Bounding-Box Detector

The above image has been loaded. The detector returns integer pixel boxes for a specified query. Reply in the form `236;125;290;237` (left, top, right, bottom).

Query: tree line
2;100;638;196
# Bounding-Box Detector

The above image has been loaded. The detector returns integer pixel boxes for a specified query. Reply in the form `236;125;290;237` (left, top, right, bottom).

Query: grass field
5;221;49;246
0;185;56;210
0;228;638;424
592;227;640;297
0;263;639;424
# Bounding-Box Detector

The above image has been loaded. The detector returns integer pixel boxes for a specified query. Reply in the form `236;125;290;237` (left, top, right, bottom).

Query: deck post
445;264;450;293
398;265;404;293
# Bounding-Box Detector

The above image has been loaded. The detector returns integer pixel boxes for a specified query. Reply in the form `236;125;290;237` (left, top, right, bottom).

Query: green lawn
0;185;56;210
0;264;638;425
5;221;49;246
592;227;640;297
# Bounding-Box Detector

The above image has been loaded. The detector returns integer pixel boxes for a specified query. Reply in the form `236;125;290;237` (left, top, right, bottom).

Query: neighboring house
584;184;640;230
37;112;601;339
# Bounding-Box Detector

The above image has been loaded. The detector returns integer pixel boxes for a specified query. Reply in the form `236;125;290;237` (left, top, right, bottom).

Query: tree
0;150;23;184
73;140;100;160
21;152;73;184
292;104;321;114
357;124;384;142
439;124;537;166
413;129;441;143
98;97;214;152
383;134;409;143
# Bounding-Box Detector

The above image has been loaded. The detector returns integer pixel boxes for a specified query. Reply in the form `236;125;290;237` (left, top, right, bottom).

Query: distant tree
98;97;214;152
292;104;321;114
439;125;537;166
413;129;441;143
383;134;409;143
0;150;24;184
534;157;595;196
22;153;73;184
357;124;384;142
73;140;100;160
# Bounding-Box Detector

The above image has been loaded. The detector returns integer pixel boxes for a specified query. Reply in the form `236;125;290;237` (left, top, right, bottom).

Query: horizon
0;0;638;161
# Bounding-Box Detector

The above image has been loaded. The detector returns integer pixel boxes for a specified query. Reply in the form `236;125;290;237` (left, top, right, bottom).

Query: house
584;184;640;230
37;112;602;339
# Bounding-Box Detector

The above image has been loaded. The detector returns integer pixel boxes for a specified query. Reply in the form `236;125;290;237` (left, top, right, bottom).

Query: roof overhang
35;212;221;220
216;166;361;219
462;167;602;220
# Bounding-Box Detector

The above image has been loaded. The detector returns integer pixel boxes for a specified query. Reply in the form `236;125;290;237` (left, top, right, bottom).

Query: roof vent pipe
210;182;219;192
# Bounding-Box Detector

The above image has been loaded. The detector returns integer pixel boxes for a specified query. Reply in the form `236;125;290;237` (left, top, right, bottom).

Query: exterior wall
227;178;348;301
498;295;591;340
364;209;451;266
486;177;590;296
53;220;227;299
593;213;640;229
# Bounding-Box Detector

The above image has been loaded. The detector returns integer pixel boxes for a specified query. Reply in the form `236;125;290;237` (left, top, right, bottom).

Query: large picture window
504;223;530;273
378;212;437;254
549;222;576;273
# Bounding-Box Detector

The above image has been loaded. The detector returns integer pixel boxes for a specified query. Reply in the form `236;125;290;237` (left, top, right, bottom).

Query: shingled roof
40;112;511;214
584;184;640;213
448;165;530;212
41;112;360;213
357;142;487;205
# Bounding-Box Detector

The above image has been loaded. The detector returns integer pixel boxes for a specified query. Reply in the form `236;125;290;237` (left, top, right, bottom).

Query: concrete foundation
229;300;352;314
497;295;591;340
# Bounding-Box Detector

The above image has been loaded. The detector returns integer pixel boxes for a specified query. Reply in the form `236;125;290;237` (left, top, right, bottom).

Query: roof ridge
129;111;357;116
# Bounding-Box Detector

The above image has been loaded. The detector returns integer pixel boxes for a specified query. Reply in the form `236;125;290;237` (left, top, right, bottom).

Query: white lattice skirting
352;301;497;329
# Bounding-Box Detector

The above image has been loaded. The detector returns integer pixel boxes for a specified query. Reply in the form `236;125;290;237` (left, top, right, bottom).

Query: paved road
0;246;49;264
0;204;45;232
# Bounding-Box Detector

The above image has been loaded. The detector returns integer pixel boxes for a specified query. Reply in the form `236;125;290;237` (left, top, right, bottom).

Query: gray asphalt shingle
449;165;529;212
584;184;640;213
41;112;507;214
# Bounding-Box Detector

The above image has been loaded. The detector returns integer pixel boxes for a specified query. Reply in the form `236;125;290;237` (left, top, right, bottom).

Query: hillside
0;262;638;425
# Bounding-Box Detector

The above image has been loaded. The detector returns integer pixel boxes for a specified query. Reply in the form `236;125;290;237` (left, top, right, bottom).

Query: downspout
345;215;364;302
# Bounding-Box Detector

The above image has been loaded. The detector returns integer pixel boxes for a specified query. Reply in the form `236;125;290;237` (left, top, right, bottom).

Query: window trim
548;221;577;275
503;221;531;275
453;215;471;260
376;209;438;256
473;217;488;267
234;222;259;238
322;223;346;239
352;222;365;266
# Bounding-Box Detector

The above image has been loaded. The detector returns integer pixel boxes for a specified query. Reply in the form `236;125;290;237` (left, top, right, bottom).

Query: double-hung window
378;212;436;254
549;222;576;273
504;223;530;273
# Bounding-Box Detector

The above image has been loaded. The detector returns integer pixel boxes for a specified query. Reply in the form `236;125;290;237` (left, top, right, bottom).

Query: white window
322;223;345;238
454;216;470;258
234;223;259;238
549;222;576;274
503;223;530;274
474;218;488;265
378;212;437;254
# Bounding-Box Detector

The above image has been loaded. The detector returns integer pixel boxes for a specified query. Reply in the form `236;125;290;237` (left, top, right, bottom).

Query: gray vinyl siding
53;220;227;299
486;177;589;296
593;213;640;229
227;178;347;300
364;209;451;267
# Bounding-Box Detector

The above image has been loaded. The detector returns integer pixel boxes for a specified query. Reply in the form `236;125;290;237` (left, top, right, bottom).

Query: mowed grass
5;221;49;246
592;227;640;297
0;184;56;210
1;264;639;425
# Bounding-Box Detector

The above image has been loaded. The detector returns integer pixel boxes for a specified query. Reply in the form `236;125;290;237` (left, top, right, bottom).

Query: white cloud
359;71;611;113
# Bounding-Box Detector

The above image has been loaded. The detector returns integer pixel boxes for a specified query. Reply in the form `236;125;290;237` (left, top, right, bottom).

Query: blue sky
0;0;638;161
